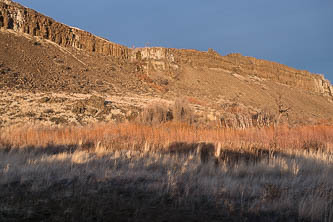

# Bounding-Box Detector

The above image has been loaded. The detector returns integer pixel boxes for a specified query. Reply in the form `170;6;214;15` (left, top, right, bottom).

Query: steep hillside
1;0;333;127
0;0;129;58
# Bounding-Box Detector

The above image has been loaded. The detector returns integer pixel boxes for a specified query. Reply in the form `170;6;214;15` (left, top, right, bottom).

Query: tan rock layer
222;53;333;96
0;0;130;59
146;48;333;97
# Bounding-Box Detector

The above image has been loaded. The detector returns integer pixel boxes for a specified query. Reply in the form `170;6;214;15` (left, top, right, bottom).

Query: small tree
275;94;291;126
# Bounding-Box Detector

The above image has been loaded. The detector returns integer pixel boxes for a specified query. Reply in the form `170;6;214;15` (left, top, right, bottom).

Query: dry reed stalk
1;123;333;153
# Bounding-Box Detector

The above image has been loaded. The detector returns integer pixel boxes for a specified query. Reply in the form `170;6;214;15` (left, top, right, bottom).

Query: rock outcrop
222;53;333;97
0;0;129;59
130;47;179;75
131;47;333;97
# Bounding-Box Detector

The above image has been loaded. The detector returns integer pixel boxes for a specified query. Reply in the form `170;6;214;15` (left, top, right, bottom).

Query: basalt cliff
1;0;333;128
0;0;129;58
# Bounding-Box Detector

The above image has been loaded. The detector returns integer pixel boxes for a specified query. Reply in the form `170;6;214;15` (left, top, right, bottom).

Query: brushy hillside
1;0;333;127
1;123;333;221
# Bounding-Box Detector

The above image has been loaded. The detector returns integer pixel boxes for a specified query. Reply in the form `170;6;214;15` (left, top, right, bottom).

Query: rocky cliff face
130;47;180;75
1;0;332;99
132;47;333;97
0;0;129;59
222;53;333;97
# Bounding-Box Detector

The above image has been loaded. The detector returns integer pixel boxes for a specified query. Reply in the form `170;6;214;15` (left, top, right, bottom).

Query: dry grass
186;96;207;106
1;122;333;152
0;123;333;221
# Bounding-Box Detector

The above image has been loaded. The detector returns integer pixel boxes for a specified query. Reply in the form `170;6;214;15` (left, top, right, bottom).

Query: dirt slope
1;0;333;127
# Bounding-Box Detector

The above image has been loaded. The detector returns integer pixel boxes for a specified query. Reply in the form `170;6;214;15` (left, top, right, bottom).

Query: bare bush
137;98;194;125
172;98;193;123
138;101;173;124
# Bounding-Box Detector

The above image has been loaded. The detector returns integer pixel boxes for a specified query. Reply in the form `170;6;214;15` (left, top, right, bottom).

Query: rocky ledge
0;0;129;58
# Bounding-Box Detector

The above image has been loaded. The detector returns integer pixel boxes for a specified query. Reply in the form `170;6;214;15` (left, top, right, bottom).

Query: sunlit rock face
0;0;130;59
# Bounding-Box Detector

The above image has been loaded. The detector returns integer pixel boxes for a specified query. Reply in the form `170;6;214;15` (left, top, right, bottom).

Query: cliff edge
0;0;129;58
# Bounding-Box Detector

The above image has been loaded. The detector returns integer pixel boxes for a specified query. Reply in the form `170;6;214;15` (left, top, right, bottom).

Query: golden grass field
1;123;333;221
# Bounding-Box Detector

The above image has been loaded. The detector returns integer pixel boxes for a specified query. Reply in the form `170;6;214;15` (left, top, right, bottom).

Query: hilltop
1;0;333;127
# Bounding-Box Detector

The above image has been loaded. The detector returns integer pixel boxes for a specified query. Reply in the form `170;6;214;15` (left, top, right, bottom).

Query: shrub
138;102;173;124
137;98;194;125
172;98;193;123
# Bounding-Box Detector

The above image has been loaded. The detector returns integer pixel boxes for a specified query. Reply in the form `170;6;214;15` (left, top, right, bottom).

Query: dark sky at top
15;0;333;81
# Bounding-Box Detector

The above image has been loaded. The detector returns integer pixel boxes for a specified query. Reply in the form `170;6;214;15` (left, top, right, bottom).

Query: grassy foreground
0;123;333;221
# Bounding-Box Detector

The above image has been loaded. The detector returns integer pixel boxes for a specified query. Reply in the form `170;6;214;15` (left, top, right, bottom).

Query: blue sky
15;0;333;81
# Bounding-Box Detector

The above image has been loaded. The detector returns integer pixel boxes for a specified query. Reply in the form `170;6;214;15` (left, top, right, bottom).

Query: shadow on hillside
0;144;78;155
165;141;328;167
0;140;330;167
0;143;329;221
166;142;275;165
0;178;304;222
0;140;101;155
